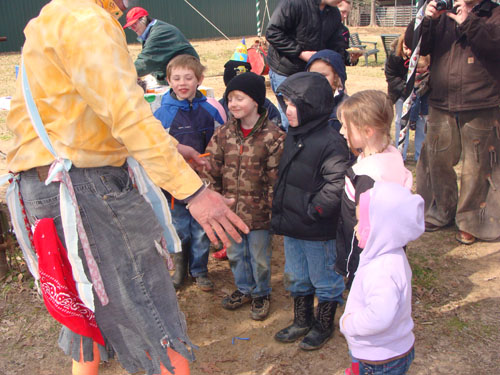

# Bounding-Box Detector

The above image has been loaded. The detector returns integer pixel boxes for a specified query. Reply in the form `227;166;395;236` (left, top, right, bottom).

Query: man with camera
412;0;500;244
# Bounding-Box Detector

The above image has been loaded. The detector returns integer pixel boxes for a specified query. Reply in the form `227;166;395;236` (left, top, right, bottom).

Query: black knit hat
224;72;266;109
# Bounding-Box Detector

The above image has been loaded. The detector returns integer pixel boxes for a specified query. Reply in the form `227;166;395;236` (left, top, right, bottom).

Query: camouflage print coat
203;112;285;230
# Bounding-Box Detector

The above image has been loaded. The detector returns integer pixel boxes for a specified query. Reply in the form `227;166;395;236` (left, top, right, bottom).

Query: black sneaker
251;295;270;321
221;290;251;310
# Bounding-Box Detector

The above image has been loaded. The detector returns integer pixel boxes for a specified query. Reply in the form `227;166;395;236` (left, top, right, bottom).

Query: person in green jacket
124;7;199;85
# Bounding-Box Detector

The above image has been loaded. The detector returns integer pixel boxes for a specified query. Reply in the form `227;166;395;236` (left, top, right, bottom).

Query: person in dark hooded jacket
305;49;348;132
271;72;349;351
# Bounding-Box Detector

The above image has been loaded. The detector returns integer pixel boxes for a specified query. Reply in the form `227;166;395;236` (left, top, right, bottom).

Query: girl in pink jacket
340;181;425;375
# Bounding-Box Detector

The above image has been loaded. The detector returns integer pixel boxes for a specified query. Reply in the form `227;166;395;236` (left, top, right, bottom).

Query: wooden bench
381;34;400;59
349;32;379;66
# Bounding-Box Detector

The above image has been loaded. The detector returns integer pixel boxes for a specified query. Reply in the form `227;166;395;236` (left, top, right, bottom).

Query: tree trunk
370;0;377;26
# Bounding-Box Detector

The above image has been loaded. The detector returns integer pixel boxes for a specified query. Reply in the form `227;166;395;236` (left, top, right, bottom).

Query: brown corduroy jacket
418;0;500;112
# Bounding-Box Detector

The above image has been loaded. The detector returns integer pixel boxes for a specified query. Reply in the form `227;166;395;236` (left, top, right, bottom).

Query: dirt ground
1;28;499;375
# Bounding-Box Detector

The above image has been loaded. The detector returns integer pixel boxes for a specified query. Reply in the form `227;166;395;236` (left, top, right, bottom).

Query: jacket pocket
303;193;317;225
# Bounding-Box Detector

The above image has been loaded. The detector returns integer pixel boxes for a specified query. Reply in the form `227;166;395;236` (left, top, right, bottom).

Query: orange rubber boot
159;347;190;375
72;340;100;375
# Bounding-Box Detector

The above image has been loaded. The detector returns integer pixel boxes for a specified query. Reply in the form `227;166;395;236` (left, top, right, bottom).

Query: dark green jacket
134;20;199;84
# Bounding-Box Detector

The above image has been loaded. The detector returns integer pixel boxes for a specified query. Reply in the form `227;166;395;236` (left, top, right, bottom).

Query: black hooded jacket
265;0;346;76
384;54;409;104
271;72;349;240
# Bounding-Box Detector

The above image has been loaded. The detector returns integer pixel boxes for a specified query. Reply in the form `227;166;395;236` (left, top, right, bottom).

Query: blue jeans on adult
269;68;290;131
227;230;272;298
170;201;210;277
394;98;426;161
283;237;344;303
359;347;415;375
19;165;194;372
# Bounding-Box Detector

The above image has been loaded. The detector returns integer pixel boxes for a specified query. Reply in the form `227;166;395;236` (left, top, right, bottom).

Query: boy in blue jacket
154;54;224;291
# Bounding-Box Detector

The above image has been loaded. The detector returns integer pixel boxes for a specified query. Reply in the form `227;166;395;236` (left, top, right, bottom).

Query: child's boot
172;246;188;289
250;295;271;321
274;294;314;343
299;300;337;350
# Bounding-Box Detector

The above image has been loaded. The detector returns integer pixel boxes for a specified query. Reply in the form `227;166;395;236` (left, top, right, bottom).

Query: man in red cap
124;6;198;84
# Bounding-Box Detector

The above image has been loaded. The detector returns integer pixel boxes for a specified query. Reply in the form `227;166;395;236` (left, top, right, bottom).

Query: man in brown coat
413;0;500;244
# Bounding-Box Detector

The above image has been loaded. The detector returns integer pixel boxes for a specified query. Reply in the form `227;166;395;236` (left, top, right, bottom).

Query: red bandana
33;218;105;346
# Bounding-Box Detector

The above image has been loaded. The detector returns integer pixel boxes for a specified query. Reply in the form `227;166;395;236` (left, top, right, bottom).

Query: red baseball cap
123;7;149;29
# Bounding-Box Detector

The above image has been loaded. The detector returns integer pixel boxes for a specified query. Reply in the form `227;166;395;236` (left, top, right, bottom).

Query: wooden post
370;0;377;26
0;205;11;279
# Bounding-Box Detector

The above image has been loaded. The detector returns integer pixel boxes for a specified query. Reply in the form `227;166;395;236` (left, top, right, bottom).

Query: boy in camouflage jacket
203;72;285;321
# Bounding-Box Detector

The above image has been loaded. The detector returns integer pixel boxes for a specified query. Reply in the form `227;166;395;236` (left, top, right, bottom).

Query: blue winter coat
154;90;224;154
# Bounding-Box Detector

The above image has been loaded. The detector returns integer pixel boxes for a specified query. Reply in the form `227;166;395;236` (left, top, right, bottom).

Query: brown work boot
221;290;251;310
456;230;476;245
250;295;270;321
195;275;214;292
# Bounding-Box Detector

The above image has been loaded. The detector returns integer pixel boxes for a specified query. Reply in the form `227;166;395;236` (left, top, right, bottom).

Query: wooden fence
351;5;417;27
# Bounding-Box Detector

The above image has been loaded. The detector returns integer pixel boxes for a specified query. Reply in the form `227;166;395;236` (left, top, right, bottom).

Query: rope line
182;0;230;40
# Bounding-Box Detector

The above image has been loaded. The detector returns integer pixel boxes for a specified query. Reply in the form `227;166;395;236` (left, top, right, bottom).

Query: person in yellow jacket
6;0;248;374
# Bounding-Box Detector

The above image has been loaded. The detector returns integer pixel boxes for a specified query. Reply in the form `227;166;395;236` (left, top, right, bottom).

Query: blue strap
21;60;58;158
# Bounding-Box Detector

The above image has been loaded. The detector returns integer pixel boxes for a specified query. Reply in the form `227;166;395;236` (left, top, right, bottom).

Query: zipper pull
240;144;243;155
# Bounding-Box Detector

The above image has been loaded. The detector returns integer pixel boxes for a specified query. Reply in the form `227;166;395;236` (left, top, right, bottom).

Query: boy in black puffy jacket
271;72;349;351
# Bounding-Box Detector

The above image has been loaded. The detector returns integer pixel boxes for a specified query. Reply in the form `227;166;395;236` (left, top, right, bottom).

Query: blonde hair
417;54;430;69
328;70;343;91
394;34;406;58
337;90;393;152
166;54;206;81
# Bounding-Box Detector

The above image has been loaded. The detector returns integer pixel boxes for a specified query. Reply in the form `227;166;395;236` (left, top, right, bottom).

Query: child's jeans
283;237;344;303
409;94;429;122
359;347;415;375
170;201;210;277
395;98;426;161
227;230;272;297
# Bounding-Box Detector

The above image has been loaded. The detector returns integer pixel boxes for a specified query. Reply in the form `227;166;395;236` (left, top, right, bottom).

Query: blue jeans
409;95;429;121
227;230;272;297
170;201;210;277
395;98;426;161
359;348;415;375
269;68;289;131
283;237;344;303
19;165;194;373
